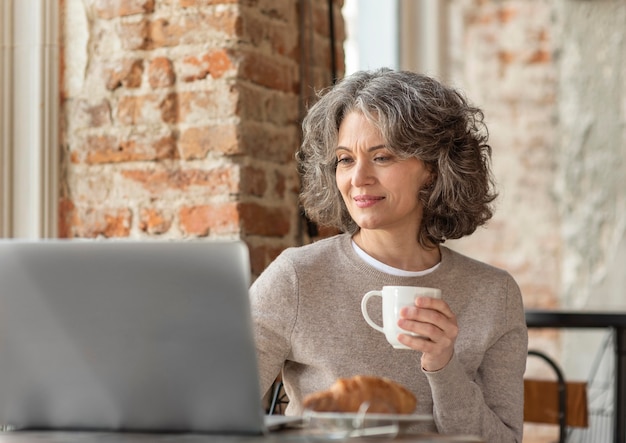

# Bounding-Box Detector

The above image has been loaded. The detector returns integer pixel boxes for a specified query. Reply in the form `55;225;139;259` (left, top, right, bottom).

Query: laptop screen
0;239;264;434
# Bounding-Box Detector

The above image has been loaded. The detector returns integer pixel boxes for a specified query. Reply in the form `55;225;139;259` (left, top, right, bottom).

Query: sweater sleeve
425;275;528;443
249;252;299;397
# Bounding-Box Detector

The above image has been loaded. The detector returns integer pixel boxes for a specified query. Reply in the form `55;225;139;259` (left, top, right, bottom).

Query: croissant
302;375;417;414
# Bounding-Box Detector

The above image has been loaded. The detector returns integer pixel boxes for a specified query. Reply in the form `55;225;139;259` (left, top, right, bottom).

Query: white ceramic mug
361;286;442;349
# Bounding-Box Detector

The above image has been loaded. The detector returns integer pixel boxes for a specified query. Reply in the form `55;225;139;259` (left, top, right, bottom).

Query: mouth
353;195;384;209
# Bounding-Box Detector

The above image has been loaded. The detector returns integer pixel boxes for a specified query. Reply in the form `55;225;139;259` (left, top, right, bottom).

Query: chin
354;220;383;230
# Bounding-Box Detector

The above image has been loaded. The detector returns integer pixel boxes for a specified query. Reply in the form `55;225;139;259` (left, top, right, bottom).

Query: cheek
335;171;348;193
389;176;423;205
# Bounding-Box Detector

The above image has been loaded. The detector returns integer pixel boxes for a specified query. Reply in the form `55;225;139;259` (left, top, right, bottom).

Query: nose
352;159;375;187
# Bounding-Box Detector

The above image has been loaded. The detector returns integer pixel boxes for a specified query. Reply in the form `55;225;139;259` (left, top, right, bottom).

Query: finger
415;296;455;319
398;309;458;344
397;317;447;341
397;333;432;349
399;305;452;330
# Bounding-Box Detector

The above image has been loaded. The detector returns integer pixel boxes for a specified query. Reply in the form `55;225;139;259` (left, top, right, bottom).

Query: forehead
337;112;384;146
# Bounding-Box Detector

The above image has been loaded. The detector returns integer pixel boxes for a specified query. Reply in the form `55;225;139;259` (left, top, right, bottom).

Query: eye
336;156;353;165
373;155;390;162
374;152;395;163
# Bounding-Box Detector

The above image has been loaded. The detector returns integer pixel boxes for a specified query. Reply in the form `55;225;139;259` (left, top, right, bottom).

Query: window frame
0;0;59;238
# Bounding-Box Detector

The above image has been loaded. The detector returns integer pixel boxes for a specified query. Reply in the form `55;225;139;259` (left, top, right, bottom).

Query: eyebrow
335;144;387;153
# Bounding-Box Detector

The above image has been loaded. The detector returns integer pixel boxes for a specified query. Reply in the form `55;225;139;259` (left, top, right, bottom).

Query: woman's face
335;111;432;234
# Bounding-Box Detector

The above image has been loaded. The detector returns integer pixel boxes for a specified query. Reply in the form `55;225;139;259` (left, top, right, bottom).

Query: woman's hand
397;296;458;372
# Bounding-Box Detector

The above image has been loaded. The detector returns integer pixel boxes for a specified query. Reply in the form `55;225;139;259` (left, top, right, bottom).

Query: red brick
315;224;340;239
238;51;297;93
148;18;182;48
527;49;551;64
58;198;76;239
247;243;285;276
180;49;235;82
241;13;264;47
116;95;143;124
74;99;112;127
139;207;173;234
236;85;300;125
239;121;299;163
240;165;268;197
179;203;240;236
241;9;298;57
106;59;144;90
178;125;240;159
179;0;237;6
258;0;296;22
159;92;178;123
121;167;239;195
498;6;518;24
78;133;176;164
266;94;299;125
177;89;238;123
333;43;345;76
238;202;290;237
71;207;132;238
268;24;299;59
273;170;286;198
95;0;155;19
201;7;242;36
237;84;266;121
330;2;346;42
311;2;329;35
146;10;241;50
498;50;516;65
117;93;177;125
118;19;149;50
148;57;176;88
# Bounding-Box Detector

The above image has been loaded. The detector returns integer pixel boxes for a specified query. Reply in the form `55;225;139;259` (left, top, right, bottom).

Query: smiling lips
353;195;384;208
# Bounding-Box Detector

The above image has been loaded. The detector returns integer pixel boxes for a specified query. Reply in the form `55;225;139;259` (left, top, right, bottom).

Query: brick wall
59;0;345;276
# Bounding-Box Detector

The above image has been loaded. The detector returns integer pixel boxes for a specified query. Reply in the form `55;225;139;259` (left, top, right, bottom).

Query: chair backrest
268;378;289;415
524;379;589;426
524;350;589;443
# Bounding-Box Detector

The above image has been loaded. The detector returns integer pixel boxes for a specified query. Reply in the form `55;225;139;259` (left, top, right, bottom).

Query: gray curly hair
298;68;497;247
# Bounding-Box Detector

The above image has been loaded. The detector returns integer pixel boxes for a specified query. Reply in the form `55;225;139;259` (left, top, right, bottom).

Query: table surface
525;308;626;328
0;430;484;443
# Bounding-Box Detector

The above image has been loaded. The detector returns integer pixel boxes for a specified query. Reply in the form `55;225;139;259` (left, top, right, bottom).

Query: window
0;0;59;238
343;0;449;79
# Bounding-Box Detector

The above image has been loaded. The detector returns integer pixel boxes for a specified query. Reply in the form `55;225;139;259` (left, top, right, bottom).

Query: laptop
0;239;269;434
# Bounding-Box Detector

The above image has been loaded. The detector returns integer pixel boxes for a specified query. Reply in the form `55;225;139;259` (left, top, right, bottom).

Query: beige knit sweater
250;233;527;442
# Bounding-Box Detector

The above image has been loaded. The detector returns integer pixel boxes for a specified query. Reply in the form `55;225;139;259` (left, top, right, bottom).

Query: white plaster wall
555;0;626;390
555;0;626;310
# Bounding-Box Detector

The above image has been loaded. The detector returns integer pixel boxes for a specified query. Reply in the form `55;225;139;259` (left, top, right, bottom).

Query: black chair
524;349;588;443
268;378;289;415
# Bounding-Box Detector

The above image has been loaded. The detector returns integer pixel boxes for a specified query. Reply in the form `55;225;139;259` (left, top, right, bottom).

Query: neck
353;230;440;272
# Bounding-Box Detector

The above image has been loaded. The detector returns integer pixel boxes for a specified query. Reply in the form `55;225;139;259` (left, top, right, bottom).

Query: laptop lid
0;239;265;434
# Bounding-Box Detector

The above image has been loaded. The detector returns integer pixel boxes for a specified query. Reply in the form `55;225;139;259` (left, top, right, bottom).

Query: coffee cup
361;286;442;349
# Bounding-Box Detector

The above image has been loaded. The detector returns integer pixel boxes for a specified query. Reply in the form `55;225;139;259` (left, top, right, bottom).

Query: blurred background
1;0;625;441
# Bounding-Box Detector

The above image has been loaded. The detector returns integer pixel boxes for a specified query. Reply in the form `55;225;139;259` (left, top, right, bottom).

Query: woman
250;68;527;442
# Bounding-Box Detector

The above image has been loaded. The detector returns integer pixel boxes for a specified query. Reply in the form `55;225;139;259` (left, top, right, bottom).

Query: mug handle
361;290;384;333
